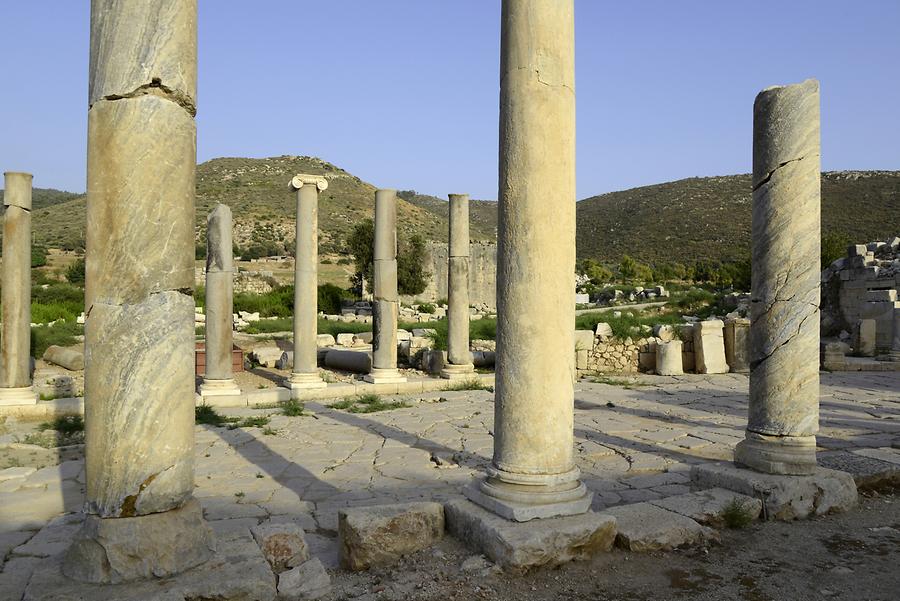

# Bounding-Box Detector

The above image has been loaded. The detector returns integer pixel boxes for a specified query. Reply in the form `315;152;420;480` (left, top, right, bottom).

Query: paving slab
818;450;900;490
649;487;762;528
605;502;719;551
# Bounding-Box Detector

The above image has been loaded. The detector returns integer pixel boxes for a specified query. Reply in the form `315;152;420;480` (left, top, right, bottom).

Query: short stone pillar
724;318;751;373
287;175;328;392
200;204;241;397
655;340;684;376
441;193;475;379
734;79;821;476
693;320;729;374
856;319;876;357
889;304;900;361
365;189;405;384
63;0;214;583
0;172;37;405
465;0;591;521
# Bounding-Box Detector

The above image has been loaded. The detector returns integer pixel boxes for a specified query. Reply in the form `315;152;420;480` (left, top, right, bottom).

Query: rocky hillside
18;159;899;265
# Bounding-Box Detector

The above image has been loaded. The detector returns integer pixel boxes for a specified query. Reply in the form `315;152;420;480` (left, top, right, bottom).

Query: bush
821;231;850;270
318;283;351;315
418;303;436;314
234;286;294;317
243;317;292;334
31;321;83;357
347;221;431;295
31;245;48;268
65;258;85;286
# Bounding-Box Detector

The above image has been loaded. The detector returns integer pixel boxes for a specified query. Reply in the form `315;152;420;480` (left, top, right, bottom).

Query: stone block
691;462;858;521
693;319;729;374
574;329;594;351
253;346;284;368
444;499;616;571
335;333;356;347
648;488;762;528
857;319;876;356
605;502;717;552
316;334;335;347
594;322;613;340
42;345;85;371
277;557;331;601
250;521;309;573
817;450;900;490
723;318;750;373
338;502;444;571
656;340;683;376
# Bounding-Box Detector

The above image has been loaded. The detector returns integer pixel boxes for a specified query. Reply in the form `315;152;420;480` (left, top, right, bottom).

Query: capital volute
290;174;329;191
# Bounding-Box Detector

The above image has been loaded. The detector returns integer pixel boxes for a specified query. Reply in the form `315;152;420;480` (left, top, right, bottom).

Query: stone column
465;0;590;521
365;189;406;384
200;204;241;397
0;172;37;405
889;304;900;361
441;193;475;379
288;174;328;392
63;0;213;583
734;79;821;476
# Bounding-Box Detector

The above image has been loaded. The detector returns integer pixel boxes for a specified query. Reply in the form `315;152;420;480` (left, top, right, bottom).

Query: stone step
648;487;762;528
605;502;719;552
818;450;900;490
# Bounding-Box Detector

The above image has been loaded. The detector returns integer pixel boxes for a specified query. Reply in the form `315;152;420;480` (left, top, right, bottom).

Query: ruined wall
403;241;497;308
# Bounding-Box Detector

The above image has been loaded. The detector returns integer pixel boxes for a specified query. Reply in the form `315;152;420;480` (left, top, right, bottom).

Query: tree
65;257;86;286
347;219;375;294
31;245;48;268
580;258;613;284
346;220;431;296
619;254;652;282
821;231;850;270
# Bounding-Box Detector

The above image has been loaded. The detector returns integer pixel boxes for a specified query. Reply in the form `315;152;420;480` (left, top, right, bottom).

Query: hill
19;159;899;266
0;187;80;213
576;171;900;264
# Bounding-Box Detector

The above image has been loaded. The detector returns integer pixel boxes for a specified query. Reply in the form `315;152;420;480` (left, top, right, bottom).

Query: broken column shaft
288;174;328;392
734;79;822;475
64;0;213;583
366;189;406;384
465;0;590;521
0;172;37;405
441;193;475;380
201;203;240;397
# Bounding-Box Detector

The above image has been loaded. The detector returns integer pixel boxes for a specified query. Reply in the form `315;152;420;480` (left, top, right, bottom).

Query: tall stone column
0;172;37;405
63;0;213;583
734;79;821;476
465;0;590;521
200;204;241;397
288;174;327;392
365;189;406;384
441;193;475;379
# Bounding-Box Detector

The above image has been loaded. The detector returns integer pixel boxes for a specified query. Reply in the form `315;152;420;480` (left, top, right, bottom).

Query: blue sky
1;1;897;198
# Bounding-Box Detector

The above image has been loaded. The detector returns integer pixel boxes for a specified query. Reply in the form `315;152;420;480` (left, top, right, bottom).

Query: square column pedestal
199;379;242;398
0;386;38;406
286;372;327;392
440;363;476;381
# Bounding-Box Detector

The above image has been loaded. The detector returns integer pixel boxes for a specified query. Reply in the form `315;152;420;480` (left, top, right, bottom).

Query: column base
363;368;407;384
286;372;327;391
464;466;592;522
62;498;215;584
0;386;38;406
440;363;476;380
199;378;242;397
734;431;818;475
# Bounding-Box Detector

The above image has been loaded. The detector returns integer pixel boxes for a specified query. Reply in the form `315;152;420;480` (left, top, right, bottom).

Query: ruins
440;194;476;380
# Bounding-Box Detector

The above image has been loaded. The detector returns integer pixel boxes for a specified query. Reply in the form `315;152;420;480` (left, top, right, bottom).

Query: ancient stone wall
405;241;497;308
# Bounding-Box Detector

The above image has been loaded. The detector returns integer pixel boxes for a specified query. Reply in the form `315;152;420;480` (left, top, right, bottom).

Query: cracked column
734;79;821;476
465;0;591;521
63;0;214;583
0;172;37;405
441;193;475;379
365;189;406;384
288;174;328;392
200;204;241;397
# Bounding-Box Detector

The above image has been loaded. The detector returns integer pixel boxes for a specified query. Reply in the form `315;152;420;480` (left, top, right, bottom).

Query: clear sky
1;1;898;199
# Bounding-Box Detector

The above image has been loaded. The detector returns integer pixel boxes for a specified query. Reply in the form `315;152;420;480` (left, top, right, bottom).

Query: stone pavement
1;371;899;596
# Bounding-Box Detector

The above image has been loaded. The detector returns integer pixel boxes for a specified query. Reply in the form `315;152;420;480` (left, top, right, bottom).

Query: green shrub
418;303;436;314
317;318;371;337
470;318;497;341
821;231;851;269
243;318;292;334
332;393;409;413
31;245;48;268
673;288;717;311
234;286;293;317
280;399;305;416
722;498;756;529
38;414;84;434
318;283;351;315
31;321;82;357
65;258;85;286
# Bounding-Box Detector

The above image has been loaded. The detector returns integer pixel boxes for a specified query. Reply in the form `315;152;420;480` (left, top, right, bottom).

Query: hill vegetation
13;158;898;267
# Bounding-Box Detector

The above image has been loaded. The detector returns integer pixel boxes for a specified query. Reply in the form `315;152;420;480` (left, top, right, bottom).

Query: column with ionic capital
0;172;38;405
200;203;241;397
734;79;821;475
441;193;475;379
288;174;328;392
464;0;591;521
365;189;406;384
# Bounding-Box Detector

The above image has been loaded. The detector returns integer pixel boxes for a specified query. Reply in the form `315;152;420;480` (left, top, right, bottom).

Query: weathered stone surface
290;177;325;388
26;528;275;601
445;194;474;374
371;192;401;381
250;521;309;573
655;340;683;376
818;450;900;490
693;320;729;374
736;79;821;475
691;462;857;521
444;499;615;571
338;502;444;571
277;557;331;601
324;349;371;374
476;0;586;521
606;502;718;552
62;499;214;584
42;345;85;371
857;319;876;357
253;346;284;368
204;204;236;384
724;318;750;373
649;488;762;528
2;172;35;393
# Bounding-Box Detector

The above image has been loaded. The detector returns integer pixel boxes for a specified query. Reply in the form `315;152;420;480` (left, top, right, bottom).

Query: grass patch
30;320;83;358
592;375;643;388
280;399;305;416
195;403;271;429
243;317;292;334
317;318;371;337
576;309;686;340
721;498;756;529
331;393;410;414
443;377;492;392
24;414;85;448
38;414;84;434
